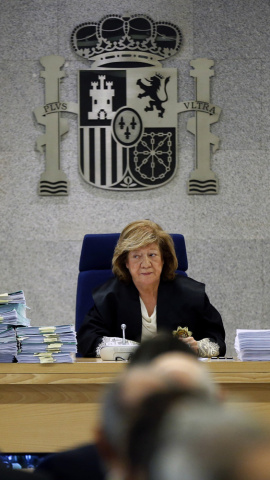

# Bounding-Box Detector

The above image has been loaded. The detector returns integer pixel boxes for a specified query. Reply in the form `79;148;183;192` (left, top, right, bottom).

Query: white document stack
0;292;78;363
0;291;30;327
16;325;77;363
234;329;270;361
0;290;30;362
0;325;17;362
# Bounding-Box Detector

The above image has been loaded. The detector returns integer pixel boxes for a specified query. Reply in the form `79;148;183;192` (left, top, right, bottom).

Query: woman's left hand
180;336;199;355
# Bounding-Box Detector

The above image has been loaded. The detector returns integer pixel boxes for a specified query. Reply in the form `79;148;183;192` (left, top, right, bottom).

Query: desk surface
0;359;270;453
0;358;270;384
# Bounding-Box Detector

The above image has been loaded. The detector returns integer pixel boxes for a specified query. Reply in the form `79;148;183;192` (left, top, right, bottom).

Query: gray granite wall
1;0;269;356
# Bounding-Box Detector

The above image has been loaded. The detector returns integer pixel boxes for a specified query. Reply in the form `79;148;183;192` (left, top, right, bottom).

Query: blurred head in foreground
147;400;270;480
128;332;197;366
96;341;219;477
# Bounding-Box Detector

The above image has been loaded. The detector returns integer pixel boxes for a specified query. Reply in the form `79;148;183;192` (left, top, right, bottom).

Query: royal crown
71;14;182;68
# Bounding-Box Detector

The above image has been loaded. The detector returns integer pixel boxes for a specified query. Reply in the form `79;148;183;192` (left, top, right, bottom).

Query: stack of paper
0;304;30;327
0;325;17;362
0;291;30;327
0;291;26;305
16;325;77;363
0;291;30;362
16;352;75;363
0;292;78;363
16;325;76;336
235;329;270;360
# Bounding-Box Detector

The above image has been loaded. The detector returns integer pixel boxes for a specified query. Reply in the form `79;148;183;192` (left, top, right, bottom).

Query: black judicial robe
77;275;226;357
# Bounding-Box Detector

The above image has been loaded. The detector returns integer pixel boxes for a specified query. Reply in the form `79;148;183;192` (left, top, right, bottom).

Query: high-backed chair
75;233;188;335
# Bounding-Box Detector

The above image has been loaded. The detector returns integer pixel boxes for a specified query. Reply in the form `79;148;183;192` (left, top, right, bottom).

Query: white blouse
140;297;157;341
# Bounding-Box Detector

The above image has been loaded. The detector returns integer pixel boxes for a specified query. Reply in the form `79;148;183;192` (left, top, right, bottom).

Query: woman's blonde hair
112;220;178;283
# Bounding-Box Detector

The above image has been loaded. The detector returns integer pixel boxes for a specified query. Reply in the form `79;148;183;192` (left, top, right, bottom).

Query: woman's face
125;242;164;291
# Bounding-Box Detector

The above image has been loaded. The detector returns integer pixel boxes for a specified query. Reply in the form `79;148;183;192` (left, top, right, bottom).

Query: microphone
121;324;126;344
99;323;138;360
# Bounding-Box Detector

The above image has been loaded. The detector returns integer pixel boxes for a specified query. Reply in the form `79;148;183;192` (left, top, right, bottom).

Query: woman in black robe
77;220;226;358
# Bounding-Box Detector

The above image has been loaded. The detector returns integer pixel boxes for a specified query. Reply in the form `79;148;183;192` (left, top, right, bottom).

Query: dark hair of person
129;332;197;367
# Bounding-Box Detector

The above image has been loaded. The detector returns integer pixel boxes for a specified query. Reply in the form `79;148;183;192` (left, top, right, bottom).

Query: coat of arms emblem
34;14;221;195
72;15;182;190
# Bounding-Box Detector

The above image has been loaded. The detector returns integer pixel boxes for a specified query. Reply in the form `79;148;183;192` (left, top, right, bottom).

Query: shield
78;68;178;190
